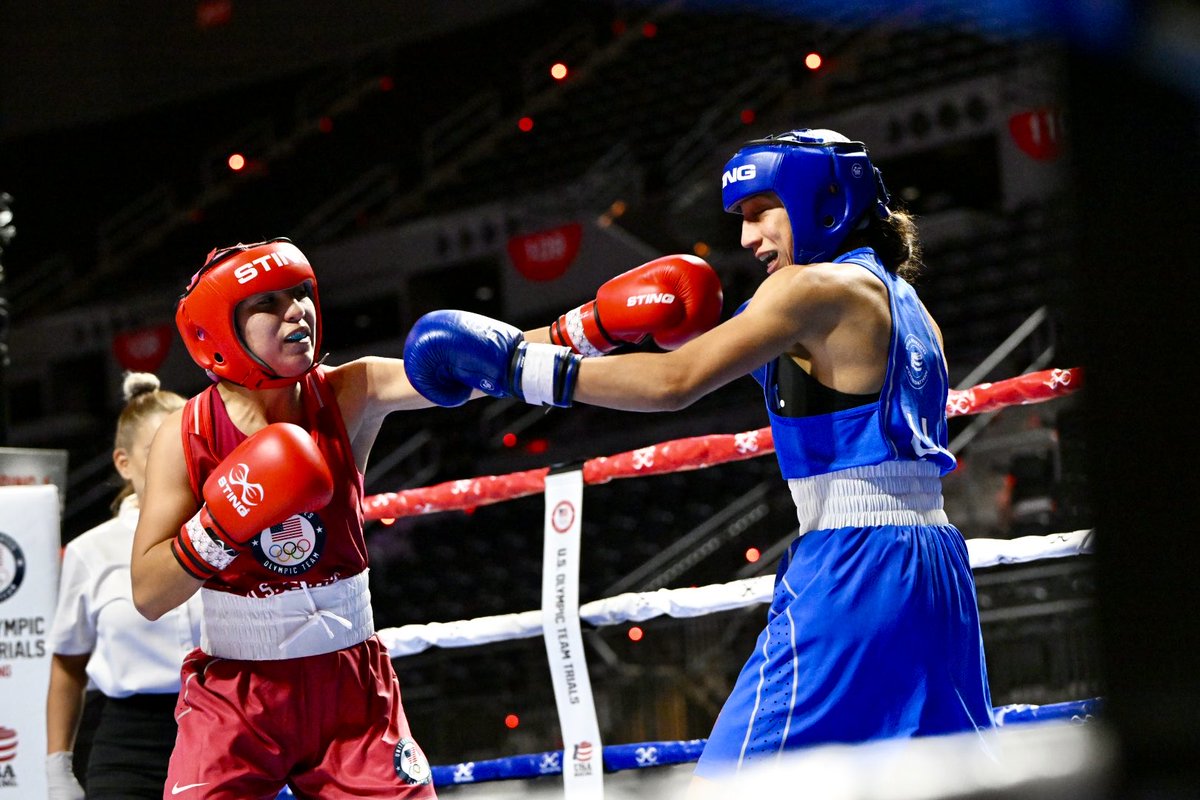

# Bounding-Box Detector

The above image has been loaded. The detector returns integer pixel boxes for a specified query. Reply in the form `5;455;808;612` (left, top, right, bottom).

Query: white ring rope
377;529;1094;658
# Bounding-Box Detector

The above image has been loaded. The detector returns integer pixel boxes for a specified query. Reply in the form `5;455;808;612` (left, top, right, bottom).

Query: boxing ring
296;367;1100;798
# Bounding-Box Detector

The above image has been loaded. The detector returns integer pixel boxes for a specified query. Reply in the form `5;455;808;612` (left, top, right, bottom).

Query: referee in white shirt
46;374;201;799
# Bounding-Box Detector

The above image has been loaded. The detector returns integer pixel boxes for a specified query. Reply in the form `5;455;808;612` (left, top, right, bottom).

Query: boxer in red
130;237;722;799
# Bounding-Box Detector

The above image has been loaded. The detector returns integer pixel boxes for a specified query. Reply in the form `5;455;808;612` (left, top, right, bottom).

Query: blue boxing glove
403;310;582;408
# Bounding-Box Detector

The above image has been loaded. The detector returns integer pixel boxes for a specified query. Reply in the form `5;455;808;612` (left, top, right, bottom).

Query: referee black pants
85;692;179;799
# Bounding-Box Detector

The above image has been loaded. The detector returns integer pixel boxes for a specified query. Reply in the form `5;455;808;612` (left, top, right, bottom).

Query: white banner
0;448;68;514
541;469;603;799
0;484;61;797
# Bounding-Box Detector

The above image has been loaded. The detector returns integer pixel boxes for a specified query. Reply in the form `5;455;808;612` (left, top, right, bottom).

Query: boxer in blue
402;129;995;789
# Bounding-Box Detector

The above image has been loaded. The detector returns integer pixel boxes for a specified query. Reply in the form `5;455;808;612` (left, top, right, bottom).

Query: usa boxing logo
0;532;26;604
0;725;18;788
393;737;431;785
904;334;930;389
250;512;325;576
571;740;594;777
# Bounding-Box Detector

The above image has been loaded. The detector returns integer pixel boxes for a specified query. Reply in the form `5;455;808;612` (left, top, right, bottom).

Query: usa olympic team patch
249;512;325;576
394;737;432;785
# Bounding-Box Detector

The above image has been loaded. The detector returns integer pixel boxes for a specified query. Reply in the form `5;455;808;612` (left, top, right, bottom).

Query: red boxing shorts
165;636;436;799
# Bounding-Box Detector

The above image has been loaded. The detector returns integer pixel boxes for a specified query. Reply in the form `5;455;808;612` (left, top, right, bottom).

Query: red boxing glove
172;423;334;580
549;254;723;356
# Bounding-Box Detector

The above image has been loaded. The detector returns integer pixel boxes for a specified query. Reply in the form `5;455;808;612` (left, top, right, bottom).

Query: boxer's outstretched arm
572;264;840;411
548;255;723;355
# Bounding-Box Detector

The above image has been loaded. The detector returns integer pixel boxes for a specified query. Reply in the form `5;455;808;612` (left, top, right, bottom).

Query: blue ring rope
431;697;1103;786
276;697;1101;796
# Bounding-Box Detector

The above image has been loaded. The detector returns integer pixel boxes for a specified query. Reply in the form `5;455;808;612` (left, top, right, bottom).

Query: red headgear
175;238;322;389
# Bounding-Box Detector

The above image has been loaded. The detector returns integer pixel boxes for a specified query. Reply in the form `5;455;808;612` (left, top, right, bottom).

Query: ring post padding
542;467;604;799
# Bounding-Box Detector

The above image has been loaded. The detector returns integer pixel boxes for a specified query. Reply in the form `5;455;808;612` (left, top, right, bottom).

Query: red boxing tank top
180;368;368;598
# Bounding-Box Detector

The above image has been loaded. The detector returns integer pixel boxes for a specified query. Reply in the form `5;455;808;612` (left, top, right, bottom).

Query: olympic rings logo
268;538;312;562
252;512;324;573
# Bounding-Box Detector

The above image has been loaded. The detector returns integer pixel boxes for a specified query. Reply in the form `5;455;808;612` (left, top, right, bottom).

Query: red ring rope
363;367;1083;520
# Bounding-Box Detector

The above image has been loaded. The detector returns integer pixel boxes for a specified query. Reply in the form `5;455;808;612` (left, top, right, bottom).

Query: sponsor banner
1009;107;1064;161
0;484;60;796
196;0;233;29
541;470;603;800
112;324;173;374
0;448;67;515
507;223;583;281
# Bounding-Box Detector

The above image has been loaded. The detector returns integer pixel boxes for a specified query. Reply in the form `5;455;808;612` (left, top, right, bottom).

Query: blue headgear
720;129;892;264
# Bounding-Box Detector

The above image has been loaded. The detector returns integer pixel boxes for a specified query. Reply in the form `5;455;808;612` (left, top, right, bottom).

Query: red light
611;19;627;36
642;22;657;38
505;714;520;729
227;153;246;171
740;108;756;125
318;116;333;134
518;116;534;132
379;75;395;91
805;52;822;70
196;0;232;29
524;438;548;455
745;547;761;563
502;432;518;448
550;62;569;81
628;626;644;642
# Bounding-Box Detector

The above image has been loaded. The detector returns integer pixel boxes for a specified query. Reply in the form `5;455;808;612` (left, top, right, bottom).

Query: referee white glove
46;751;84;800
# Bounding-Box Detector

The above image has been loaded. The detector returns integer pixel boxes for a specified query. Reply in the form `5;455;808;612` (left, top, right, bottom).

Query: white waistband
200;571;375;661
789;461;949;536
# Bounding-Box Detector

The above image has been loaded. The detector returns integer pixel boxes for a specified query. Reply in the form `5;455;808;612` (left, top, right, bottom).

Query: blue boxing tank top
748;247;956;480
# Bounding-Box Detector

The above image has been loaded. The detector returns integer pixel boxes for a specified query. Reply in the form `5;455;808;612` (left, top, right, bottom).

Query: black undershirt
773;355;879;417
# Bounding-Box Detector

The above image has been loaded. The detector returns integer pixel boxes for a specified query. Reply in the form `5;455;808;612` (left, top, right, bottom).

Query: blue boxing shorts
695;523;994;778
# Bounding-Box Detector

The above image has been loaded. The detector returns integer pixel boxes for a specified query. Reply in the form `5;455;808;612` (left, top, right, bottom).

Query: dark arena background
1;1;1196;798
